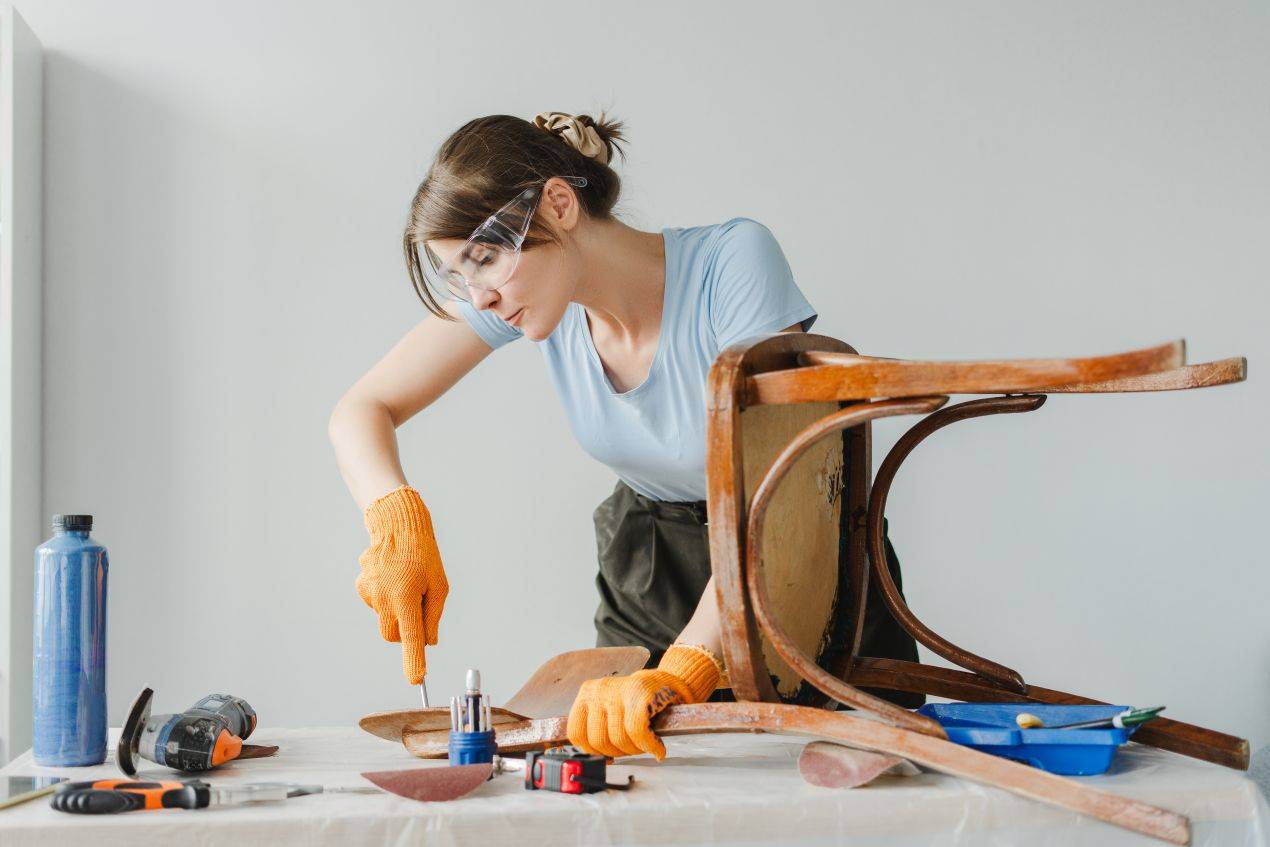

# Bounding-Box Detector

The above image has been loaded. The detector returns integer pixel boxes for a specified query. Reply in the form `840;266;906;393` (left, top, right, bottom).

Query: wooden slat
748;339;1186;405
1038;358;1246;393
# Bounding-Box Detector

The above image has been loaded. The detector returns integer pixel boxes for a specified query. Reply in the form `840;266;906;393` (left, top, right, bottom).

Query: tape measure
524;747;634;794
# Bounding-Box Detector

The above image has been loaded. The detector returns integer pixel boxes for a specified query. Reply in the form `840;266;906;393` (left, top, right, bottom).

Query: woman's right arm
329;302;494;684
329;301;492;509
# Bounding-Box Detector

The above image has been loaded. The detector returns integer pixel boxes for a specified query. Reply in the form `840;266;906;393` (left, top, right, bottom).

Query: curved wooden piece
745;396;950;737
503;646;650;718
849;657;1250;771
360;705;529;743
867;395;1046;692
402;703;1190;845
707;332;857;703
1038;357;1247;393
750;339;1186;404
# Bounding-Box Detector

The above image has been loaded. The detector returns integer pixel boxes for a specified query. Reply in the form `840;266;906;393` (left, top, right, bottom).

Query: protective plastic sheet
1;726;1265;846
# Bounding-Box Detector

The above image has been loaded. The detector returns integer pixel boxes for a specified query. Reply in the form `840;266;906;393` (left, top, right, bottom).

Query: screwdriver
418;598;430;707
50;779;289;814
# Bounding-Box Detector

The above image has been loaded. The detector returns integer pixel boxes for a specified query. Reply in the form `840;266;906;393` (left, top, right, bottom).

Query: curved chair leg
745;396;950;737
867;395;1048;694
399;704;1192;845
849;657;1250;771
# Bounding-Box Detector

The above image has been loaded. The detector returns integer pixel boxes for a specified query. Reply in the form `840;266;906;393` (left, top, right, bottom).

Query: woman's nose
469;286;499;310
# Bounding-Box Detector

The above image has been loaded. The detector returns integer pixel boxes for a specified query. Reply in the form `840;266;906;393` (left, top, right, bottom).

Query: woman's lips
507;308;525;327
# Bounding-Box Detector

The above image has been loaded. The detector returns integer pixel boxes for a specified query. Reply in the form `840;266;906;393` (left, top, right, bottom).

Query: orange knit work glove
355;485;449;685
566;643;722;760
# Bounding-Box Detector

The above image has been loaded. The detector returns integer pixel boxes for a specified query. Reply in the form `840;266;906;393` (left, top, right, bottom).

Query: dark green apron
591;479;924;708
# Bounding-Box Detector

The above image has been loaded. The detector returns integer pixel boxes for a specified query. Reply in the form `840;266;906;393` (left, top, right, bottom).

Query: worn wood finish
503;646;649;718
867;395;1047;692
740;402;846;701
1037;357;1246;393
849;657;1250;771
706;332;1247;775
749;339;1186;404
402;703;1190;845
706;333;857;703
743;396;950;736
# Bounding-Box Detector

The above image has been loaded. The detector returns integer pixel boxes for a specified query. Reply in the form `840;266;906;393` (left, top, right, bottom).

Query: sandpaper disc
361;763;493;802
798;741;918;789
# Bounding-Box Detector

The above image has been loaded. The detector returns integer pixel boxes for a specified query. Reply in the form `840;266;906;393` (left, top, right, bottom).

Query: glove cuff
364;485;431;538
658;643;723;703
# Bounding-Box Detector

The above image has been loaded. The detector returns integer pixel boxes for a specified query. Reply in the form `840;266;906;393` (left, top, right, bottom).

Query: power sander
117;687;257;777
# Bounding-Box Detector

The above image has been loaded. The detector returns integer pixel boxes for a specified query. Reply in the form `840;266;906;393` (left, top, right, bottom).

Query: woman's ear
540;177;582;232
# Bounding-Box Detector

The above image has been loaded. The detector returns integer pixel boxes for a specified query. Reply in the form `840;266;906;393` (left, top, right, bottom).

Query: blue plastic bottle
33;514;109;765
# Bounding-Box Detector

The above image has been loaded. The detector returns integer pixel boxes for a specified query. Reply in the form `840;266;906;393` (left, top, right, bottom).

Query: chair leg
867;395;1048;693
849;657;1250;770
745;397;950;737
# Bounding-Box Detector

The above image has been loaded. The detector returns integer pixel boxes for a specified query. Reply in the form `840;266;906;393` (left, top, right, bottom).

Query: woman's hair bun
533;110;626;165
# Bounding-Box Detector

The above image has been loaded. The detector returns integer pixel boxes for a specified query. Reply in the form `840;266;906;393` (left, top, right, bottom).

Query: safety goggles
421;175;588;302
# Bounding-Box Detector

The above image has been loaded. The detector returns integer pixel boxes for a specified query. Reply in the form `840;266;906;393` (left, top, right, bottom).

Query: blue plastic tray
916;703;1138;775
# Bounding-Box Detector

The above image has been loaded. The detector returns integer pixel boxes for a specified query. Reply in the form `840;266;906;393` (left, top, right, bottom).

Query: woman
329;110;919;762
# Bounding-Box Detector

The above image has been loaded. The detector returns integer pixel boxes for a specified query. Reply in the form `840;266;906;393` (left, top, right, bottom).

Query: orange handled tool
50;779;289;814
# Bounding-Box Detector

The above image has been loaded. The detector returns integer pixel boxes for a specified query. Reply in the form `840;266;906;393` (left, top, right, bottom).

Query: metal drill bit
419;677;429;708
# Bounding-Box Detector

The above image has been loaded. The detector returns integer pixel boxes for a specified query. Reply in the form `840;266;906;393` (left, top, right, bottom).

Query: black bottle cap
53;514;93;532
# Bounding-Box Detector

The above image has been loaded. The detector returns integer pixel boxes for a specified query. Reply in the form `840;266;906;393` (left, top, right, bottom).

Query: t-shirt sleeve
706;217;818;351
456;299;523;350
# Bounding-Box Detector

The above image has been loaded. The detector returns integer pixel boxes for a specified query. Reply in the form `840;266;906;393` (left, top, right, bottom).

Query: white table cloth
1;726;1265;846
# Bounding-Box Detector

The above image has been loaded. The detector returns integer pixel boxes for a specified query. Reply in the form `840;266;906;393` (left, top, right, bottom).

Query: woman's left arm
566;324;806;760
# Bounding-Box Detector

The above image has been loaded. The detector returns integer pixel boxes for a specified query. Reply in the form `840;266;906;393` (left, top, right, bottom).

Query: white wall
18;0;1268;756
0;3;42;762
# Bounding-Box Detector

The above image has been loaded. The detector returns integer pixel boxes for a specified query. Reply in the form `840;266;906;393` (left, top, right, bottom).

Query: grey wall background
17;0;1269;754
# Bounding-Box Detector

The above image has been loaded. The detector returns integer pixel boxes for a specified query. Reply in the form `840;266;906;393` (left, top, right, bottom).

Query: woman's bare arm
329;302;492;509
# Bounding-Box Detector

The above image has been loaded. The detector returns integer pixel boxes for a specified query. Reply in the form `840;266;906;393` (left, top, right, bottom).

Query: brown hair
403;112;627;318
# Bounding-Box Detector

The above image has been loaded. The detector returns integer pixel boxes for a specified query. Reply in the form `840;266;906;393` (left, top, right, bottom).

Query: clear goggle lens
420;176;587;303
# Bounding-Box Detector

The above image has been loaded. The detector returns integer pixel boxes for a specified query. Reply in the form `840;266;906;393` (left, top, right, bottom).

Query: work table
1;726;1265;846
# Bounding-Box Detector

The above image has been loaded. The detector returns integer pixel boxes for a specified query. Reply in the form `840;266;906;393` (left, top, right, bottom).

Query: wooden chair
705;334;1249;769
363;333;1243;843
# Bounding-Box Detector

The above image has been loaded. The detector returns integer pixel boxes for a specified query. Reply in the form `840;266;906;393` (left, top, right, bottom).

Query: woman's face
427;180;584;341
438;241;575;342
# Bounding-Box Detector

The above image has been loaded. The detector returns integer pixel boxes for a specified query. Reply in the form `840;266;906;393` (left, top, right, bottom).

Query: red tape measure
524;747;634;794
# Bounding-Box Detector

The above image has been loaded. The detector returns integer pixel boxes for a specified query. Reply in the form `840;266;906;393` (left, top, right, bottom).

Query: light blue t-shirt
458;217;817;501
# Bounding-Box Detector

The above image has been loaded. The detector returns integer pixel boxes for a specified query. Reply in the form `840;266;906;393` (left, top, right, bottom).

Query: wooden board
504;645;649;718
360;705;529;743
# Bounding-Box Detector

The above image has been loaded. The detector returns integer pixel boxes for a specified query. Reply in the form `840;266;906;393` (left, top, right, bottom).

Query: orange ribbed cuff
658;644;722;703
364;485;430;538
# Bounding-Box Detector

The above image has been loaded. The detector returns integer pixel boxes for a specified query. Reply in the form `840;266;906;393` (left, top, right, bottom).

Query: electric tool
117;687;258;777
